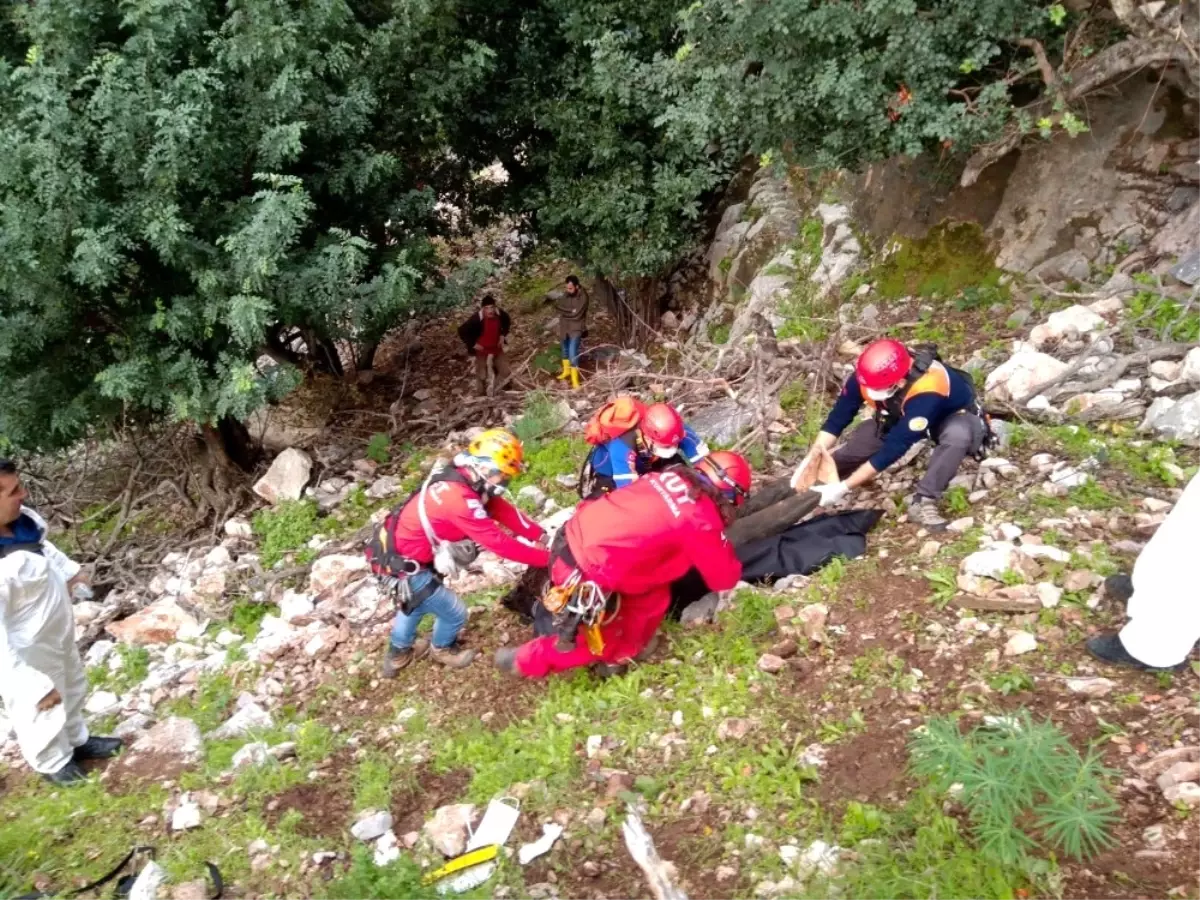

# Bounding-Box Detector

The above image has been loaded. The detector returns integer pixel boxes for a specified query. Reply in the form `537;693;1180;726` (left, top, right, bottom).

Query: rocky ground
1;246;1198;900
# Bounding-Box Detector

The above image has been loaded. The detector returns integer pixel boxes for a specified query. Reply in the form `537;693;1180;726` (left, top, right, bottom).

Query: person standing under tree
550;275;589;390
457;294;512;397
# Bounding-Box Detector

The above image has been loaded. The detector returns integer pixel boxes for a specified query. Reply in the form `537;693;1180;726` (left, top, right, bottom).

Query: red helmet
640;403;686;457
856;339;912;392
696;451;752;506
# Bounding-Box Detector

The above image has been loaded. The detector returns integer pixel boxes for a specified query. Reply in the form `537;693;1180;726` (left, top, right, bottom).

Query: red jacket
563;470;741;596
390;470;549;569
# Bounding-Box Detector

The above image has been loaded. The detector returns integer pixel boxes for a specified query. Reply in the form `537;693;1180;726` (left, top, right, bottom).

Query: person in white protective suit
1086;470;1200;672
0;459;123;785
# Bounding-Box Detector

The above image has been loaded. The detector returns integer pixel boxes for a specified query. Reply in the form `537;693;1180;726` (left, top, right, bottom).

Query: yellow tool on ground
420;845;499;885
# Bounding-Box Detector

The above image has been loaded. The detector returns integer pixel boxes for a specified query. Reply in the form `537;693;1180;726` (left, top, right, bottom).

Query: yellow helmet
466;429;526;478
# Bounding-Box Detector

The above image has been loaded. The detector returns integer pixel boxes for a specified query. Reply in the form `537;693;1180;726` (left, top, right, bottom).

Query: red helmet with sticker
856;339;912;392
640;403;686;457
696;451;752;506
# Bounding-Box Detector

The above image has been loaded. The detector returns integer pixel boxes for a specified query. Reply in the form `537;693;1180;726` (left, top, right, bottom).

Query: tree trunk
217;416;260;472
356;340;380;372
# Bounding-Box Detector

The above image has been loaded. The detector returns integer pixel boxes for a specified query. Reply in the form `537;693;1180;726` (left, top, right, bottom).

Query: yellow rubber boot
556;358;571;380
569;366;582;390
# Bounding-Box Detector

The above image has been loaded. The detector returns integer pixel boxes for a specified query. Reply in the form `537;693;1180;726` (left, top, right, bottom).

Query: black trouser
832;412;986;501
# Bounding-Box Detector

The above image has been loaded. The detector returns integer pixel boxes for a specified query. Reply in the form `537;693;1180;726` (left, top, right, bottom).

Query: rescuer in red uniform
366;430;549;673
494;451;751;678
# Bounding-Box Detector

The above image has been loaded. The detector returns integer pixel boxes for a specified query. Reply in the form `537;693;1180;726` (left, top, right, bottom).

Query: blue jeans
388;570;467;651
561;334;582;367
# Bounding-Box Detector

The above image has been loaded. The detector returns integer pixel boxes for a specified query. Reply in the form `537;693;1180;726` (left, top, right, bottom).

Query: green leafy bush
909;711;1118;865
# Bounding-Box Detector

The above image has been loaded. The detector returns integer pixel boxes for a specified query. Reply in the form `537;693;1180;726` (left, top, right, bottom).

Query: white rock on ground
106;599;202;645
85;640;116;668
171;796;203;831
1066;677;1115;698
366;475;402;499
278;589;315;624
253;448;313;505
1029;304;1107;348
308;554;370;595
373;829;401;866
224;517;254;539
351;809;394;842
1004;632;1039;657
1141;392;1200;444
1181;347;1200;385
985;346;1070;403
85;691;122;716
423;804;476;857
128;861;167;900
208;698;274;740
231;741;271;770
132;717;205;762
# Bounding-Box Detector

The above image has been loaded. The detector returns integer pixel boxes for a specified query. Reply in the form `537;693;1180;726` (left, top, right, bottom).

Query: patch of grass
163;671;240;733
353;753;396;811
230;598;278;641
708;322;731;345
943;486;970;516
1126;289;1200;343
872;222;1008;302
327;848;438;900
88;644;151;694
510;435;587;502
253;499;320;568
511;391;569;446
1068;479;1121;510
813;791;1048;899
366;433;391;465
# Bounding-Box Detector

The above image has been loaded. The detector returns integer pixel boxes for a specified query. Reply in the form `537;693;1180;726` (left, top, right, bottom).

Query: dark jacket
549;287;589;340
457;309;512;357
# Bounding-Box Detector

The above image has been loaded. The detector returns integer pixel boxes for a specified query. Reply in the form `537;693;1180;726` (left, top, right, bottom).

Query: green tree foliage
0;0;494;453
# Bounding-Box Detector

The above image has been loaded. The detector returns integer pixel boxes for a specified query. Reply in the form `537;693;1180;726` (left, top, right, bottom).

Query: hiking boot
593;662;629;679
73;736;122;761
43;760;87;787
1102;574;1134;604
634;634;660;662
430;642;477;669
493;647;519;676
908;497;947;531
381;639;429;678
1085;633;1188;673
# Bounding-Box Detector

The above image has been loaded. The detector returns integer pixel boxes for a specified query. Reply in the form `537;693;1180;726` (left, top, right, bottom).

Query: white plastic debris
518;822;565;865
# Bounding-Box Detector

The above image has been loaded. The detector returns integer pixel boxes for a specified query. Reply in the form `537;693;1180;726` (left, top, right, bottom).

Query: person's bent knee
938;416;977;449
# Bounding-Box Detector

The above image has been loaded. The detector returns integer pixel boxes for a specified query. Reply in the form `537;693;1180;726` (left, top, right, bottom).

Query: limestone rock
224;517;254;539
1065;677;1115;698
85;691;122;716
351;809;394;843
1180;347;1200;385
423;804;476;857
1140;392;1200;443
757;653;787;674
1030;249;1092;284
366;475;402;500
1029;304;1107;348
208;699;274;740
253;448;313;505
985;346;1070;403
231;741;271;770
796;604;828;643
171;797;202;832
1003;631;1039;656
717;718;753;741
107;599;202;646
133;717;204;762
308;554;370;595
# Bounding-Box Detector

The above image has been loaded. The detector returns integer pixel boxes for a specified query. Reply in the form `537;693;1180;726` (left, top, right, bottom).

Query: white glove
812;481;850;507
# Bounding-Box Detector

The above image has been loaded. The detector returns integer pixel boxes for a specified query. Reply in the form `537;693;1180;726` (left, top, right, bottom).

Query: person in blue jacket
791;339;988;530
583;400;708;497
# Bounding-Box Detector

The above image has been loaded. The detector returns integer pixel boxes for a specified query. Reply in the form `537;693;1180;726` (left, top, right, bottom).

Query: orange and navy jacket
561;470;741;596
388;467;549;568
821;361;975;471
589;426;707;487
